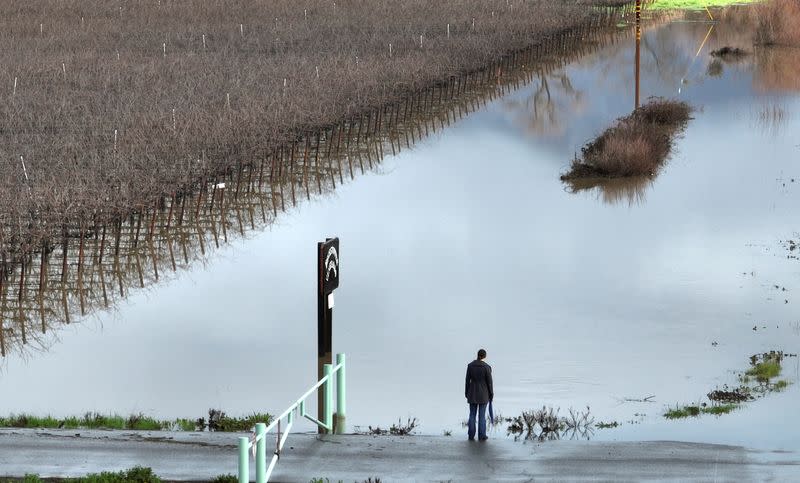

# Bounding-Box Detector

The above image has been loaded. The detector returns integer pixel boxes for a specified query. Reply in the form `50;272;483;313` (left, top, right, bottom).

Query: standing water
1;8;798;452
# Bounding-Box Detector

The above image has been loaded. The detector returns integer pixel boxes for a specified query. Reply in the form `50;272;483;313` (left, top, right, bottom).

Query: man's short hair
477;349;487;360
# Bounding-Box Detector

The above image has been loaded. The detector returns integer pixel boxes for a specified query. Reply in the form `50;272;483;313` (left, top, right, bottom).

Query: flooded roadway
1;7;798;452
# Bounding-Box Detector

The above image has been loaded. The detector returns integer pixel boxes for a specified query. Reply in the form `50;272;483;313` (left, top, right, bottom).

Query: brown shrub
561;99;692;180
591;133;657;177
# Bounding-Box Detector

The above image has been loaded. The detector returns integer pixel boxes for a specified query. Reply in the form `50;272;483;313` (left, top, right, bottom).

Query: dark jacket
465;359;493;405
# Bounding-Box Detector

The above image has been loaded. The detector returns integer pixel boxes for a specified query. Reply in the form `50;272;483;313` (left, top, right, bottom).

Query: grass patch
664;405;701;419
702;404;738;416
125;414;165;431
746;361;781;382
0;414;60;429
746;351;784;383
206;409;273;432
0;467;161;483
664;350;794;421
211;475;238;483
175;418;199;432
561;99;692;181
773;379;791;391
0;409;271;432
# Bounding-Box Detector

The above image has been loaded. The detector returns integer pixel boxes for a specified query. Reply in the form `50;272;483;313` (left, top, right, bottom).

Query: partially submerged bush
561;99;692;180
710;46;749;60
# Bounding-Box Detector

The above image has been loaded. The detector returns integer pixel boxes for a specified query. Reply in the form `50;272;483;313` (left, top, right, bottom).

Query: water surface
1;9;799;451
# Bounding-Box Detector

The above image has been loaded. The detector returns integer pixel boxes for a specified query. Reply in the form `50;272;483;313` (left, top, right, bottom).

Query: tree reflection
0;22;625;364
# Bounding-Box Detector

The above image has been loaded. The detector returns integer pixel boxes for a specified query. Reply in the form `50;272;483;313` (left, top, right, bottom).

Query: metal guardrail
238;353;346;483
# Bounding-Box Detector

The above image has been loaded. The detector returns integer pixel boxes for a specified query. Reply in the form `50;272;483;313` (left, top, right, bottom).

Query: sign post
317;237;339;433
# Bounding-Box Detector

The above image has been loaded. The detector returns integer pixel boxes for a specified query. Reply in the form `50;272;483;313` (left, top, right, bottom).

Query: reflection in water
754;47;800;93
751;102;791;135
0;20;633;364
561;4;800;205
524;72;586;138
564;176;654;206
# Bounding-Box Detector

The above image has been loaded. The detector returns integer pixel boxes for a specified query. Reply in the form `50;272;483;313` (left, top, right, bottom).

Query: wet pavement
2;429;798;481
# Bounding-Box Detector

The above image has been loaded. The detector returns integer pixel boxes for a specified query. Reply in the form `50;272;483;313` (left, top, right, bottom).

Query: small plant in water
506;406;594;441
664;350;795;421
358;417;418;436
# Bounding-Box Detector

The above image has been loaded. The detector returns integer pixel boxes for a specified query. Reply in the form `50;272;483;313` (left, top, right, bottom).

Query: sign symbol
319;238;339;294
325;246;338;282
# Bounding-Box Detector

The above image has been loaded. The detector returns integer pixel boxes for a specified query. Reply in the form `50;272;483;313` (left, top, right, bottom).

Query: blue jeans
468;403;487;440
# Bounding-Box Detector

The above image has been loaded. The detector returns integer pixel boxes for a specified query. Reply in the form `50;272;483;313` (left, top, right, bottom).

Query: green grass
664;405;701;419
0;467;161;483
646;0;758;10
213;412;273;432
0;414;61;429
746;360;782;383
62;413;127;430
125;414;165;431
211;475;238;483
701;404;738;416
0;410;272;432
774;380;791;391
664;404;738;419
175;418;198;431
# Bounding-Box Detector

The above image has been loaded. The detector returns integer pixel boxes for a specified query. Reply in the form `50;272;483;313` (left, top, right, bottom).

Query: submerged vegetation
505;406;595;441
1;467;247;483
0;409;271;432
664;351;795;420
561;99;692;181
358;417;419;436
664;403;738;419
710;46;749;60
1;467;162;483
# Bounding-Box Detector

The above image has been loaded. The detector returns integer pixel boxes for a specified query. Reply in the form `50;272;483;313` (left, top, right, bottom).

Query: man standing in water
465;348;493;441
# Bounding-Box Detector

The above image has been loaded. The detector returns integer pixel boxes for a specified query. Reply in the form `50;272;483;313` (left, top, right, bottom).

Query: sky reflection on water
1;9;799;451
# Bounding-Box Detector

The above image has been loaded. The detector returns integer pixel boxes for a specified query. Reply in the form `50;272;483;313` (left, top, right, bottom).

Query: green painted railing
238;353;346;483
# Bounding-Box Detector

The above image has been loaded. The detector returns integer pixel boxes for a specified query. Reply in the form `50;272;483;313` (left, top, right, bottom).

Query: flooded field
1;8;798;451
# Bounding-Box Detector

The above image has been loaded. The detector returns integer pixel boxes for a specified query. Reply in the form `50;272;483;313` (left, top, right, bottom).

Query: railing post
335;353;346;434
324;363;333;433
238;436;250;483
255;422;267;483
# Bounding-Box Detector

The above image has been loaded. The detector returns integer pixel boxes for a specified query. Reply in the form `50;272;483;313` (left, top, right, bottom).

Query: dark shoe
478;436;488;441
468;437;475;441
